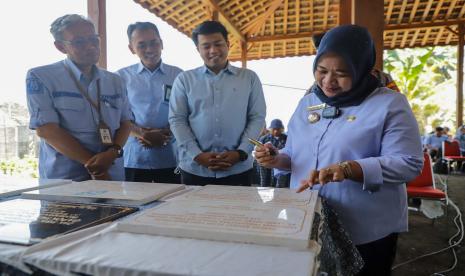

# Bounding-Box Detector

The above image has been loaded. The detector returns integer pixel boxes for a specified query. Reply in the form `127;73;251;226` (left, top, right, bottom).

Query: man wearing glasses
25;14;133;181
117;22;182;184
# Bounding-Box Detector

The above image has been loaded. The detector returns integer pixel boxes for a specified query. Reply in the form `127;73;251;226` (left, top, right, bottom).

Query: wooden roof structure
133;0;465;61
86;0;465;127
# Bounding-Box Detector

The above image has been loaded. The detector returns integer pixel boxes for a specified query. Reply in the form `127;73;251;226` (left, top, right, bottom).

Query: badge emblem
308;112;320;124
346;115;356;122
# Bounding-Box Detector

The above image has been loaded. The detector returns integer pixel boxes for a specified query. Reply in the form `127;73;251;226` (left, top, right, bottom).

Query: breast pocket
53;93;93;131
100;95;123;130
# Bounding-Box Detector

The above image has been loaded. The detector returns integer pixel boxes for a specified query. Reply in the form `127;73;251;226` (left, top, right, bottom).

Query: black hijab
311;25;380;108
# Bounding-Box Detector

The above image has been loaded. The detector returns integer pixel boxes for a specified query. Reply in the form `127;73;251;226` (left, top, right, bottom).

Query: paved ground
393;174;465;276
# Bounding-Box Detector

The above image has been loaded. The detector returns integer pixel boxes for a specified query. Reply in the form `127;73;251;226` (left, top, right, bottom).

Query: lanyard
63;63;104;123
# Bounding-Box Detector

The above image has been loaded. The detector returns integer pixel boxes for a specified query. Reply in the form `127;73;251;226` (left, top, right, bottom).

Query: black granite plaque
0;199;137;245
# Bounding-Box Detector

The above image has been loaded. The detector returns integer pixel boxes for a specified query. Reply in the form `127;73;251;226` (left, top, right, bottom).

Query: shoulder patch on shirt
26;76;44;95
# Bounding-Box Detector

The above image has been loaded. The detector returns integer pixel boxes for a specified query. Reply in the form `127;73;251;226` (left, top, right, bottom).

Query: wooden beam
296;0;300;32
421;28;432;46
422;0;434;22
386;0;395;23
400;30;410;48
397;0;408;24
248;32;316;42
390;32;398;49
409;0;421;23
457;23;464;127
432;0;444;19
205;0;246;42
241;0;283;36
385;19;465;31
410;29;421;47
434;28;445;45
241;41;247;68
87;0;106;69
323;0;329;29
446;26;459;36
352;0;384;70
445;0;458;19
339;0;352;25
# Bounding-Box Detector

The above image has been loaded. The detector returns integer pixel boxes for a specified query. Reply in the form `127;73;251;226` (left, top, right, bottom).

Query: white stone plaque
0;177;71;199
117;186;319;249
175;185;315;207
21;180;185;206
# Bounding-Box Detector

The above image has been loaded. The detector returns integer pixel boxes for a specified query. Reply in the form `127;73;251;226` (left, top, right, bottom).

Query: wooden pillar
339;0;352;25
351;0;384;70
457;24;464;128
212;11;219;21
241;41;247;68
87;0;107;69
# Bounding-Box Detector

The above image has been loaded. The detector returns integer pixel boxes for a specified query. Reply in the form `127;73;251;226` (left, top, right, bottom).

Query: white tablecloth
20;222;318;276
1;186;319;275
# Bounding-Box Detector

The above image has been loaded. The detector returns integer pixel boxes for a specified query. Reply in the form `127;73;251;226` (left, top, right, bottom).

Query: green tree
384;47;456;134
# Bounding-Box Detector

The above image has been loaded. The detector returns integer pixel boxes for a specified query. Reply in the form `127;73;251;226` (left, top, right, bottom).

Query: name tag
163;84;172;102
98;122;113;145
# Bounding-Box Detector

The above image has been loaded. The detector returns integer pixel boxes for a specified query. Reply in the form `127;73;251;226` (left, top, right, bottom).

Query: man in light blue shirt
117;22;182;183
169;21;266;186
425;126;449;161
26;14;132;181
455;125;465;155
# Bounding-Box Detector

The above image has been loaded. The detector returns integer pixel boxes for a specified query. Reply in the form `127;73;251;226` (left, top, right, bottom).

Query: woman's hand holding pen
253;142;278;168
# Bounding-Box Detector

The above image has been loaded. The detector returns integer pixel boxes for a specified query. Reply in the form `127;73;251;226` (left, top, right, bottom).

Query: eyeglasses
60;35;100;48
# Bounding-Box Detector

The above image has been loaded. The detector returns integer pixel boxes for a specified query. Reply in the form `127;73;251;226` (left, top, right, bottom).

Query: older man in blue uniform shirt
26;14;132;181
117;22;182;183
169;21;266;186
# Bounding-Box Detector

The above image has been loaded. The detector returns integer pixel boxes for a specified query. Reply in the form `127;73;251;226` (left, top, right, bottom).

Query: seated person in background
443;126;452;140
455;125;465;156
425;126;449;161
258;119;290;188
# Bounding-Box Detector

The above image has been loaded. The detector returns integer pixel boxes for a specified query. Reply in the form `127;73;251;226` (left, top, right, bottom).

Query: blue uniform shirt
26;59;133;181
117;62;182;169
425;134;448;149
281;87;423;245
455;126;465;153
169;64;266;178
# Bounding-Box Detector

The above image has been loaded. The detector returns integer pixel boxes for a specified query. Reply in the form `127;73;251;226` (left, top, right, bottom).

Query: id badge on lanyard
64;64;114;146
98;121;113;145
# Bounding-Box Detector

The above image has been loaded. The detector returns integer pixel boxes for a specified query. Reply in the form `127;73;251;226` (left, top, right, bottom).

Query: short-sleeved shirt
281;87;423;245
117;62;182;169
169;63;266;178
425;134;449;149
26;58;133;181
455;126;465;153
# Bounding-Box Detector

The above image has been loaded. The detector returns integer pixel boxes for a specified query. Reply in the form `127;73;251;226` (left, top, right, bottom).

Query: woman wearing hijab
254;25;423;275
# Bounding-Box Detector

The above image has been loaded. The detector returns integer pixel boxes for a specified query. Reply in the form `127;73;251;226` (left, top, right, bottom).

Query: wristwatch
236;150;249;161
108;144;124;158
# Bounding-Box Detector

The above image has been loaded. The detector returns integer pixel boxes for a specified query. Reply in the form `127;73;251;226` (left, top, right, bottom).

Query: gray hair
50;14;95;41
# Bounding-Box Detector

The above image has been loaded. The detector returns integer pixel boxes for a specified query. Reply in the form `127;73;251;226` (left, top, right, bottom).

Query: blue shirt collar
201;62;237;76
64;58;100;82
137;61;166;75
